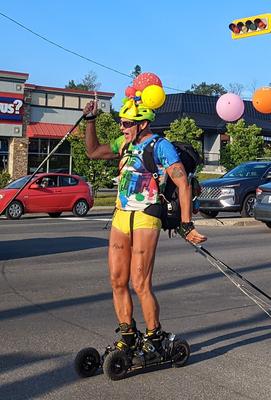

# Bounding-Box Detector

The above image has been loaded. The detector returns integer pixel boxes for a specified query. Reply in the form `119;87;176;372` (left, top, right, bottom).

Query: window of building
31;92;46;106
47;94;63;107
64;96;79;109
0;138;8;170
28;138;72;173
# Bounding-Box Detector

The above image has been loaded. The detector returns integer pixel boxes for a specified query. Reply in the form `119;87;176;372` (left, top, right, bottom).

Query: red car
0;173;94;219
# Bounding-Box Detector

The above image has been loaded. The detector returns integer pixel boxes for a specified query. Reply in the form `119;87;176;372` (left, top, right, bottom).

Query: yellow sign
229;13;271;39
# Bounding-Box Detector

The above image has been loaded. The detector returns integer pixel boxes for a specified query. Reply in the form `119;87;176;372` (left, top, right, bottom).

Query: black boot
142;324;165;363
115;319;139;351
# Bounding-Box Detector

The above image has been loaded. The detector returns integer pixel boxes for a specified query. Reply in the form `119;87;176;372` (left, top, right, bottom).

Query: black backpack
142;137;203;232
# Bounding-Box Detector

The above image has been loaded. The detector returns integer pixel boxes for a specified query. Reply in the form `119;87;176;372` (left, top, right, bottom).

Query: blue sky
1;1;271;108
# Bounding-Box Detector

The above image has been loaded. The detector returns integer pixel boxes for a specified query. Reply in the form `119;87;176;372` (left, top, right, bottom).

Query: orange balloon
252;87;271;114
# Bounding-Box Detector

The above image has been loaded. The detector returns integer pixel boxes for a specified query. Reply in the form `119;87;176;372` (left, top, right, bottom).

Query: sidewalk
92;207;262;227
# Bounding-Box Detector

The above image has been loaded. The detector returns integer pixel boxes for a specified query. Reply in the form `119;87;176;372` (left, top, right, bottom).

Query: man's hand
186;228;207;244
83;92;98;118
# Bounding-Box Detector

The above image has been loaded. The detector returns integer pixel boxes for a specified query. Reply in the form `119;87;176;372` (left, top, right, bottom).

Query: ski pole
188;241;271;318
176;229;271;318
0;114;85;216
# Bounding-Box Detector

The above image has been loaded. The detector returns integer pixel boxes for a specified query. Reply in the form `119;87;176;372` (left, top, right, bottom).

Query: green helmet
119;102;155;122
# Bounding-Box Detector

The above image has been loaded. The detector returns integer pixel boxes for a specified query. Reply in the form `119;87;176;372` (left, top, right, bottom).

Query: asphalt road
0;213;271;400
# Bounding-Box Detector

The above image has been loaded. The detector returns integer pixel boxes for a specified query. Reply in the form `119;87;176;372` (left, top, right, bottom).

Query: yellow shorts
112;209;162;235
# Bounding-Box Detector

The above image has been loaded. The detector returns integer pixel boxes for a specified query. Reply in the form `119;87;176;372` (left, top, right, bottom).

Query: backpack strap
142;136;163;193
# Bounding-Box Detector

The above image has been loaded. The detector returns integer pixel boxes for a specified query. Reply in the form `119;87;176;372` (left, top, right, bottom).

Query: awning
27;122;74;139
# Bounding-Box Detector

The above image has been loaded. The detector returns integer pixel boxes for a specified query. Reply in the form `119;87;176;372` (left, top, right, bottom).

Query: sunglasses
119;120;140;129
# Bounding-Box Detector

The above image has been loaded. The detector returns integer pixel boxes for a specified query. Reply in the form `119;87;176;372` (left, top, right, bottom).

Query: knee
132;278;151;297
110;273;128;293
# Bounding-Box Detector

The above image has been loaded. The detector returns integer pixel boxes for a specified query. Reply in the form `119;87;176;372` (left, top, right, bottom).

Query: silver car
254;182;271;228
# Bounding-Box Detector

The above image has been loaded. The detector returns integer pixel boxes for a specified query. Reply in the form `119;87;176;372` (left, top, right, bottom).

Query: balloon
252;87;271;114
133;72;162;91
216;93;244;122
141;85;166;109
125;86;136;98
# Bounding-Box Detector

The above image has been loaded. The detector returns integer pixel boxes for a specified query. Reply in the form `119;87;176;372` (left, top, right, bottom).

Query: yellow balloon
141;85;166;109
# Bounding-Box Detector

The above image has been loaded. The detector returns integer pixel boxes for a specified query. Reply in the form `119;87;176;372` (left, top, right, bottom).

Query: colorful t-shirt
110;134;181;211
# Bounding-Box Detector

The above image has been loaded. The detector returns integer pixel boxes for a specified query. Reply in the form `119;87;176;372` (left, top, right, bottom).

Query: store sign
0;96;24;122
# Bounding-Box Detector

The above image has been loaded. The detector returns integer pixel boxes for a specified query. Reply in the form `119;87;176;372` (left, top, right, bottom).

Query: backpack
142;137;203;233
120;136;203;234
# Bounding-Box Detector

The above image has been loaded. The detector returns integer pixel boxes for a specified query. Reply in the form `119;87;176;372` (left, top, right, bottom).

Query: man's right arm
85;120;118;160
83;99;118;160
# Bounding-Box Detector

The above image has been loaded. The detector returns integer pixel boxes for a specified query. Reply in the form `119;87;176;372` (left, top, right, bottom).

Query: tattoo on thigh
112;242;124;250
171;166;184;179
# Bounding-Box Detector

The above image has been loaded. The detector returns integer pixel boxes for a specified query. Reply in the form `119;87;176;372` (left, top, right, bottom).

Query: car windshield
5;175;34;189
223;163;270;178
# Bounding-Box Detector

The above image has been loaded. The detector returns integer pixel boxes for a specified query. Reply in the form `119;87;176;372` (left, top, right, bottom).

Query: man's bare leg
108;227;133;324
130;228;160;330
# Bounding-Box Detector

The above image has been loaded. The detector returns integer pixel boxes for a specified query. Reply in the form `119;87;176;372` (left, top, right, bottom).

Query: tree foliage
0;170;10;189
227;82;245;96
186;82;226;96
68;112;121;193
66;71;101;91
220;119;264;170
164;117;203;154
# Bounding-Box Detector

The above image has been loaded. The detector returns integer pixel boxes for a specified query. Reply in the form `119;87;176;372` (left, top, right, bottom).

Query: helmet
119;102;155;122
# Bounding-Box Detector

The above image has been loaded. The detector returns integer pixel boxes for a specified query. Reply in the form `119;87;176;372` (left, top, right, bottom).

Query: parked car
0;173;94;220
198;161;271;218
254;182;271;228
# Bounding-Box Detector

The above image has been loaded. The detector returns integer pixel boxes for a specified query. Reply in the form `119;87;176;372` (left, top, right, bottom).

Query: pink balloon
216;93;244;122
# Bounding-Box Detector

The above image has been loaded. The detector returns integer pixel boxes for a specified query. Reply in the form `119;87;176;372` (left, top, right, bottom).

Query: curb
194;218;262;227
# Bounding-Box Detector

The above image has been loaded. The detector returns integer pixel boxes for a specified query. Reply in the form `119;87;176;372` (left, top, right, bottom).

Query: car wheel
73;199;89;217
265;222;271;229
199;210;219;219
48;212;62;218
241;193;256;217
5;201;24;220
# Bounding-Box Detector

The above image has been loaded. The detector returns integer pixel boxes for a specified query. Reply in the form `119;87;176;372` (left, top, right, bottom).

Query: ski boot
102;319;143;380
141;325;191;368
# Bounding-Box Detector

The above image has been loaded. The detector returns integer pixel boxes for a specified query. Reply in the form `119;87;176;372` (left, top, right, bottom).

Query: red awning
27;122;74;138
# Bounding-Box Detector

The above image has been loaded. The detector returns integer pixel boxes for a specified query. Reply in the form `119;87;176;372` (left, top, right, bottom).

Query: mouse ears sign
216;87;271;122
229;13;271;39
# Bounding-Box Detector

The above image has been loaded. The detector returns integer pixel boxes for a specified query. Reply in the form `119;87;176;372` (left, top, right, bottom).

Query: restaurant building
0;70;114;179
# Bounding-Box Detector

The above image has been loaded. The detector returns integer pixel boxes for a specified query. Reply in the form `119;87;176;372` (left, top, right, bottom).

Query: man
83;96;207;355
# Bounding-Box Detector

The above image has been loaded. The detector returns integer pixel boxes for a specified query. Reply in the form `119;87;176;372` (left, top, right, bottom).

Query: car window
37;176;58;188
224;164;271;178
60;176;78;187
5;175;34;189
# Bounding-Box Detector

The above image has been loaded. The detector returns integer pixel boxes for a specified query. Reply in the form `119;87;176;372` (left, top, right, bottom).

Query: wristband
83;114;97;121
179;221;195;238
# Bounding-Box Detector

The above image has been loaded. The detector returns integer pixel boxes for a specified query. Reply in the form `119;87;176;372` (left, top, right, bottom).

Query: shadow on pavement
0;236;108;261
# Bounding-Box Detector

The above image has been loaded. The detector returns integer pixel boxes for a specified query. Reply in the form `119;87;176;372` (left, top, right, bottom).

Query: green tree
68;112;121;193
186;82;226;96
164;117;203;154
0;170;10;189
131;65;142;79
66;71;101;91
220;119;264;170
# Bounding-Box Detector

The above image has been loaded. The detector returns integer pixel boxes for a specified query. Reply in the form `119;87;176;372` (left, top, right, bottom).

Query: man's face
119;119;145;143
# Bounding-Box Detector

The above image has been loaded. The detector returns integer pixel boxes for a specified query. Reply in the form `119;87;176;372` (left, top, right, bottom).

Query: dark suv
198;161;271;218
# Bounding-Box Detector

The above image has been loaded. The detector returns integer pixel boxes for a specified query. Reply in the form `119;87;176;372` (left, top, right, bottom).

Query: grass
198;172;223;181
94;196;116;207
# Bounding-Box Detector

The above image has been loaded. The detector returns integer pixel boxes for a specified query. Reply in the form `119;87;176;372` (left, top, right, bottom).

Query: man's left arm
166;162;207;244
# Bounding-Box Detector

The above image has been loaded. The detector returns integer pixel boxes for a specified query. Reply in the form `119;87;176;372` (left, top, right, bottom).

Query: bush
0;170;10;189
